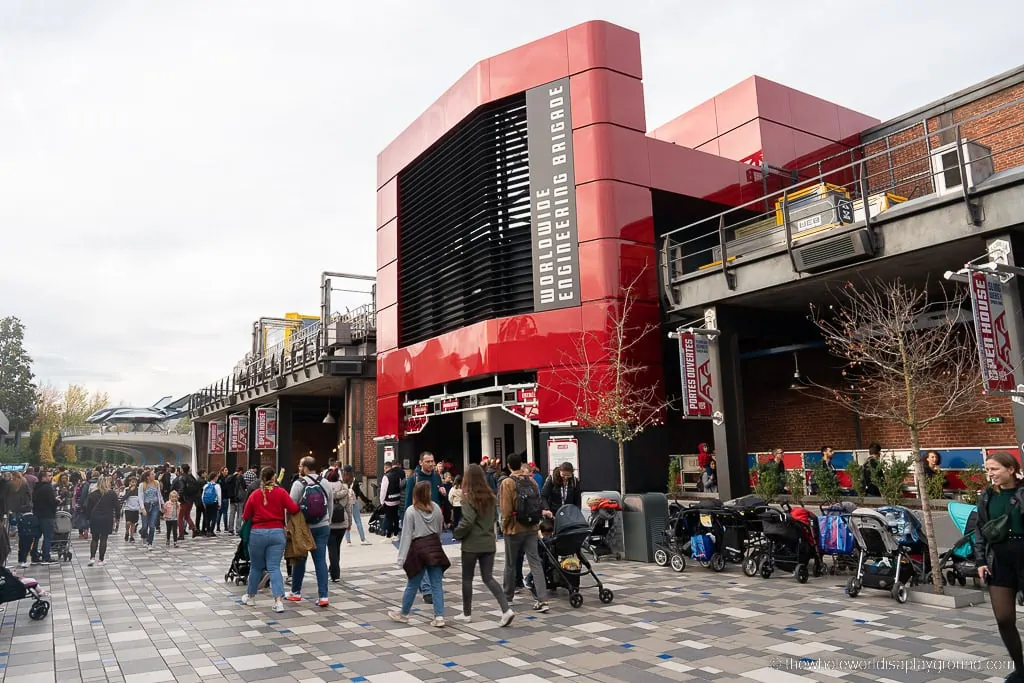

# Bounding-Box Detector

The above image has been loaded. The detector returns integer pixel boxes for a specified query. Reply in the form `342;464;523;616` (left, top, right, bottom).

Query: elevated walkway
61;427;192;467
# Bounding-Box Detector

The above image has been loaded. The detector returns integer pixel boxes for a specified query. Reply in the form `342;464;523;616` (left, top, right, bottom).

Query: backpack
512;475;543;527
691;533;715;562
202;482;218;505
183;475;201;500
331;485;348;525
818;516;855;555
300;476;329;523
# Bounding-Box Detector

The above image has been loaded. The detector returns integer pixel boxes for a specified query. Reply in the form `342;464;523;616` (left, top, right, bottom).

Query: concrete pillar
705;305;750;500
990;235;1024;452
275;396;291;475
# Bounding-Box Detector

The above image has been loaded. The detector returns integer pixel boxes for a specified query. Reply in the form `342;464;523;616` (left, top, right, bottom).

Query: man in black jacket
224;466;246;534
32;471;58;564
173;464;201;538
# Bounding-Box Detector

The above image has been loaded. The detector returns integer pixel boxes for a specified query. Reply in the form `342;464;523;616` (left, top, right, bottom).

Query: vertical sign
679;331;714;417
970;271;1016;392
383;445;395;462
547;438;580;478
255;407;277;450
228;414;249;453
208;420;226;455
527;77;580;312
493;437;503;463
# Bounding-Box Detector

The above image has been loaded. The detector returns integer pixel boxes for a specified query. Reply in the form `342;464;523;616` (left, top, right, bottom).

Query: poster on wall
383;445;395;463
969;271;1016;392
527;76;580;312
678;331;714;418
547;437;579;478
255;407;278;450
228;414;249;453
208;420;226;455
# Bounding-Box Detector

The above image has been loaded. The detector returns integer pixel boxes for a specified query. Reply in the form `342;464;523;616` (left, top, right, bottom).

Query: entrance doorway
410;412;464;472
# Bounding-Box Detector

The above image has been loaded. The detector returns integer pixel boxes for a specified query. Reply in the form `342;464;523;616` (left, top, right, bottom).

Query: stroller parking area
0;535;1014;683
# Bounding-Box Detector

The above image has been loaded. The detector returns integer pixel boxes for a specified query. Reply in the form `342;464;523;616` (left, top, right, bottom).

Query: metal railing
61;424;178;437
190;303;376;416
661;95;1024;304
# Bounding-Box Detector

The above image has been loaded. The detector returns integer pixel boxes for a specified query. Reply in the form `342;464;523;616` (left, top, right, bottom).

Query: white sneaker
431;616;446;628
499;609;515;627
360;540;371;546
18;562;29;569
273;598;285;613
97;561;104;567
87;559;95;567
388;610;408;623
454;613;472;623
241;594;255;606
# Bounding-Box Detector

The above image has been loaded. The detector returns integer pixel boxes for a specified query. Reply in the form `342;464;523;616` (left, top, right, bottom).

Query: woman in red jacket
241;466;299;612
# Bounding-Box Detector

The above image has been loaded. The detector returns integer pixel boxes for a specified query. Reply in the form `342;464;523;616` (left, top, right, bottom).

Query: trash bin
622;493;670;563
580;491;625;561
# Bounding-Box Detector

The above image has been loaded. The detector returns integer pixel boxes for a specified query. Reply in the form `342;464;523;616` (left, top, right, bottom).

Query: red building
373;20;890;491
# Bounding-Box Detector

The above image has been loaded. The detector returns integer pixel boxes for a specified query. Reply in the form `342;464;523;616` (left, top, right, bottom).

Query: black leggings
90;534;109;561
166;521;179;543
989;540;1024;672
461;551;509;617
383;506;401;538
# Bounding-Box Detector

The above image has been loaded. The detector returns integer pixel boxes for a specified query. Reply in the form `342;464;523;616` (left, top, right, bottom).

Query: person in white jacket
200;473;221;537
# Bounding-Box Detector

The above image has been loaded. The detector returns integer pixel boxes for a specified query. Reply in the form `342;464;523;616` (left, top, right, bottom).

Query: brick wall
358;379;377;477
863;80;1024;200
743;349;1016;452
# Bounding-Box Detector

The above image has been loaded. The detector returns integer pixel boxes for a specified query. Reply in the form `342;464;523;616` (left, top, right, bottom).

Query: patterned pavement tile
0;522;1016;682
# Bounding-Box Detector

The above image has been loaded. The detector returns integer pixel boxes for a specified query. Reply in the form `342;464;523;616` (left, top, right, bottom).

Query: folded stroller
224;537;250;586
51;510;74;563
533;505;614;608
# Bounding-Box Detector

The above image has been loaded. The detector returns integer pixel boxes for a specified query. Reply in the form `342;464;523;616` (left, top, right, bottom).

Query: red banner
208;420;226;455
441;398;459;412
679;332;713;418
255;407;277;450
970;271;1016;392
228;414;249;453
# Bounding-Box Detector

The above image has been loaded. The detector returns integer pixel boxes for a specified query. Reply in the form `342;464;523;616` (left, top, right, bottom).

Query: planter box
908;585;986;608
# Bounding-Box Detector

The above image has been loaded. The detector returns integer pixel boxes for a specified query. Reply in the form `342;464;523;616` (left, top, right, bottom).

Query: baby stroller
940;501;978;589
224;536;251;586
0;565;50;620
749;503;823;583
845;506;927;604
662;501;751;573
51;510;74;562
367;505;385;536
817;502;858;575
534;505;614;608
583;498;620;562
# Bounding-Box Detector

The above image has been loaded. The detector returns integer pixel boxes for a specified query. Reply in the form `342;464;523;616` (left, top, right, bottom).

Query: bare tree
550;269;669;495
810;278;984;594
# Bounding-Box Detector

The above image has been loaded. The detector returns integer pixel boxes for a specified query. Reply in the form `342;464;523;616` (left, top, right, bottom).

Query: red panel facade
375;21;881;439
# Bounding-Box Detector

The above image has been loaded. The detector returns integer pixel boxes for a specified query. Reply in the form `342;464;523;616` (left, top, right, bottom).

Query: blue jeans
292;524;330;599
345;501;366;543
248;528;286;598
402;565;444;616
217;504;229;530
141;506;160;546
33;518;54;561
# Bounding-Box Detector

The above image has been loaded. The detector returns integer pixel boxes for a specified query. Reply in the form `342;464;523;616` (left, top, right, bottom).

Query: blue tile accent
525;616;537;620
800;658;816;664
497;639;509;645
0;652;8;657
622;644;634;649
90;619;101;624
442;662;456;668
359;623;370;627
811;611;824;615
329;663;344;670
279;629;292;634
267;621;278;625
647;599;660;603
854;619;867;623
657;654;672;660
351;678;366;682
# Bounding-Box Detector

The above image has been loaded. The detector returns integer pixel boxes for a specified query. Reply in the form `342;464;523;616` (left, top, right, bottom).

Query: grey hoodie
396;503;442;567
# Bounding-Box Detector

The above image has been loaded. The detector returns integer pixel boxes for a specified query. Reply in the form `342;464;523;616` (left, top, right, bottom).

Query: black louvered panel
398;93;533;347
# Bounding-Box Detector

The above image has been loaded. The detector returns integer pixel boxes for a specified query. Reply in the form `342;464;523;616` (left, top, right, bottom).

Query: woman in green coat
453;463;515;627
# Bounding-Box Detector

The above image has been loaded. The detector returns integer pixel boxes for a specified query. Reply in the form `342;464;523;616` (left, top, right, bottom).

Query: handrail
661;94;1024;289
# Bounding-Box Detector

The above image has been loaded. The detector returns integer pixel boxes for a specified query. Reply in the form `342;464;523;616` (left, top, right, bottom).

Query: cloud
1;0;1020;404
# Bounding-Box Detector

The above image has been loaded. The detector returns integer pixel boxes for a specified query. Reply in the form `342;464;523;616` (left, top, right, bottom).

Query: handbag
981;514;1011;545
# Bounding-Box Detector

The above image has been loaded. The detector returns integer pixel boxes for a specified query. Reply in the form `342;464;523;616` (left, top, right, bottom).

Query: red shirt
243;485;299;529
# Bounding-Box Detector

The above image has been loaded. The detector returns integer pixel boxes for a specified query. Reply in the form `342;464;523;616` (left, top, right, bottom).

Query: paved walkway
0;523;1016;683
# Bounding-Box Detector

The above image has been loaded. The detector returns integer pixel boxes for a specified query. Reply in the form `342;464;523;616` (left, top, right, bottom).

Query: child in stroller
0;565;50;620
526;506;614;609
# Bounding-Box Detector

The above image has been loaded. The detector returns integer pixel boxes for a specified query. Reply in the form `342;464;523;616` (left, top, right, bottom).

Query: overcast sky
1;0;1020;406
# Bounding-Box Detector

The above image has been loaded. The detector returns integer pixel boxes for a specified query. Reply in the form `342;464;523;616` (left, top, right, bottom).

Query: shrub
960;464;988;505
876;456;911;507
667;457;682;497
845;459;867;503
812;461;843;505
754;461;782;502
925;470;946;502
787;469;806;504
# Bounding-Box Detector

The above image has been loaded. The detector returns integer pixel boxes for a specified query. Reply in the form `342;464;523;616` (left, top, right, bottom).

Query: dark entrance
410;413;464;472
466;422;482;465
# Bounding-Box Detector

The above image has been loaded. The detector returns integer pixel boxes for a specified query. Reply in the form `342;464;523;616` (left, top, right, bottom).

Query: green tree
787;469;806;504
875;456;912;507
812;460;843;505
667;456;682;497
0;317;36;434
960;464;988;505
754;461;783;502
845;459;867;503
925;470;946;502
811;279;983;594
173;415;192;435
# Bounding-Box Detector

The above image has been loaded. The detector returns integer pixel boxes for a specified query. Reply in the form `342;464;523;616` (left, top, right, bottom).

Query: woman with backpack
453;464;514;627
201;473;222;537
323;468;353;583
286;456;334;607
242;466;300;613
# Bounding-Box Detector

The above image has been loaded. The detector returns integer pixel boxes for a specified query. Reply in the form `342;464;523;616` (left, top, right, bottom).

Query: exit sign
986;416;1005;424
